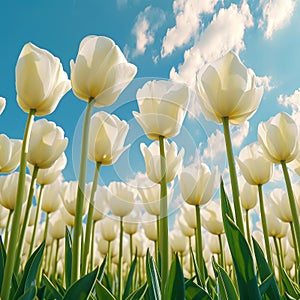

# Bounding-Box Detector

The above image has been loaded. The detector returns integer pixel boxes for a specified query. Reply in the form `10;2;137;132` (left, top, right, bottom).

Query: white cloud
256;75;274;92
161;0;218;57
231;121;249;147
278;88;300;124
203;129;225;162
259;0;295;39
131;6;166;57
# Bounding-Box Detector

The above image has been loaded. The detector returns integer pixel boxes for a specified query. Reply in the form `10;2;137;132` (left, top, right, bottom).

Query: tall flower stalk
1;108;35;300
195;204;205;282
118;216;124;300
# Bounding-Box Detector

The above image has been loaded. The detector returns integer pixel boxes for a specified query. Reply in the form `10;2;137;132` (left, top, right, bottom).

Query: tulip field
0;35;300;300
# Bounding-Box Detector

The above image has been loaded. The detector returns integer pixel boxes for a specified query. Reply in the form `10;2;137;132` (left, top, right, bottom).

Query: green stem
107;240;111;275
189;236;193;278
278;238;285;269
180;252;183;267
4;210;13;250
130;234;133;263
158;135;168;296
1;108;35;300
47;239;54;275
118;216;124;300
281;160;300;255
258;184;273;270
195;205;205;283
156;215;159;264
218;234;224;268
81;161;101;276
289;222;299;274
222;117;244;235
245;209;253;251
71;98;95;283
53;238;60;278
273;237;284;294
43;212;50;243
90;220;96;272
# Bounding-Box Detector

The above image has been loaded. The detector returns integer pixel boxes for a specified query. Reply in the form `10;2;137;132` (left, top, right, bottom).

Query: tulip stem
90;220;96;272
245;209;253;250
43;211;50;242
281;160;300;255
218;234;224;268
81;161;101;276
118;216;124;300
156;215;159;263
189;236;193;278
4;209;13;250
195;204;205;284
158;135;168;296
1;109;35;300
222;117;244;236
129;233;133;263
273;236;284;294
71;97;95;283
53;238;60;278
289;222;299;272
257;184;273;270
107;240;111;275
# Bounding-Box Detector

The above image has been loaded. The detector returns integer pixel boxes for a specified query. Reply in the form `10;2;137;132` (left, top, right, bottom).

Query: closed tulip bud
27;119;68;169
107;182;136;217
133;80;189;140
258;112;299;163
93;186;109;221
181;204;197;230
175;214;194;237
28;206;37;226
60;205;74;227
239;180;258;210
170;230;188;253
0;172;31;210
270;189;294;223
124;209;140;235
132;232;148;257
266;210;288;237
16;43;70;116
202;201;224;235
88;111;129;165
208;234;223;254
29;152;67;185
0;97;5;115
179;162;216;206
197;51;263;125
49;212;66;240
0;134;22;173
98;237;118;257
41;180;62;213
70;36;136;107
100;218;119;241
236;142;273;185
140;140;184;184
142;217;157;241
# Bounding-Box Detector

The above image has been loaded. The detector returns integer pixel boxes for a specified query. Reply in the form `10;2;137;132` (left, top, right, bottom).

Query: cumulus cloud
231;121;249;147
161;0;218;57
256;75;274;92
131;6;166;57
278;88;300;124
259;0;296;39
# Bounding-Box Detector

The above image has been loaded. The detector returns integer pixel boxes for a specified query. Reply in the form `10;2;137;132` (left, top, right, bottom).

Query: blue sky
1;0;300;204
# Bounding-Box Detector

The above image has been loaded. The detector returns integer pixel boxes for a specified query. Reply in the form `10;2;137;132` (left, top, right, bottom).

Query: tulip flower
0;97;6;115
0;135;22;173
133;80;189;140
16;43;70;116
202;201;224;236
140;140;184;184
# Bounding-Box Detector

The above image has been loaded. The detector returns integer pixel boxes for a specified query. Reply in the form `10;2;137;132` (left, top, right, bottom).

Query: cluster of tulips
0;35;299;300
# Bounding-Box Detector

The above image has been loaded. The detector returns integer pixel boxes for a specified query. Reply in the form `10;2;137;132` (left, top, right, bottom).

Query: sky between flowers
1;0;300;204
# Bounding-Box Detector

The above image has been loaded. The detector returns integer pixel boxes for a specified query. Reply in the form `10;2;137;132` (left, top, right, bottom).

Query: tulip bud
124;209;140;235
16;43;70;116
270;189;294;223
170;230;188;253
99;218;119;242
0;97;6;115
92;186;109;221
202;201;224;235
41;180;62;213
142;217;157;241
60;205;74;227
175;214;194;237
181;204;197;230
49;212;66;240
239;180;258;210
133;80;189;140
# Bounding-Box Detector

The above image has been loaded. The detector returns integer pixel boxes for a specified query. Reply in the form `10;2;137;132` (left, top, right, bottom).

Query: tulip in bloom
140;140;184;184
41;181;62;213
92;186;109;221
170;230;188;253
179;162;216;206
258;112;299;164
99;218;119;242
0;134;22;173
0;97;6;115
16;43;70;116
196;51;263;125
27;119;68;169
88;111;129;165
49;212;66;240
70;35;137;107
202;201;224;235
239;180;258;211
270;189;294;223
133;80;189;140
236;142;273;185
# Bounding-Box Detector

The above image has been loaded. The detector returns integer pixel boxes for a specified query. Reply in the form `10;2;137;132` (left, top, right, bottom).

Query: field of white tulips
0;35;299;300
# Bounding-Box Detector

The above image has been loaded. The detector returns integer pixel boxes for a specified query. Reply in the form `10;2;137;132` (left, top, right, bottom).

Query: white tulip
202;201;224;235
0;97;6;115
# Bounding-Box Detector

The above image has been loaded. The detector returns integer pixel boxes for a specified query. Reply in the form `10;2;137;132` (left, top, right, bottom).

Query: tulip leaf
64;267;99;300
42;274;63;300
12;241;45;300
212;257;238;300
95;280;116;300
164;254;185;300
145;249;161;300
220;182;261;300
220;179;234;221
190;249;203;287
252;238;280;300
281;268;300;299
123;254;137;299
97;255;107;283
259;274;273;296
185;280;212;300
65;227;72;289
125;282;148;300
0;236;6;289
18;286;36;300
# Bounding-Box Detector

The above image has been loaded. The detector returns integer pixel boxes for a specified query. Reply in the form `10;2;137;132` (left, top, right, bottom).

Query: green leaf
164;254;185;300
97;255;107;284
63;267;99;300
281;268;300;299
0;236;6;289
259;274;273;295
13;242;45;300
145;249;161;300
252;238;280;300
125;282;148;300
65;227;72;290
220;179;234;221
42;274;63;300
190;250;203;287
123;255;137;299
185;280;212;300
18;286;36;300
220;181;261;300
212;257;238;300
95;280;116;300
